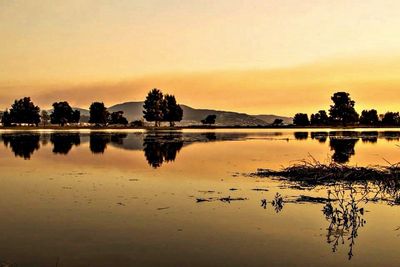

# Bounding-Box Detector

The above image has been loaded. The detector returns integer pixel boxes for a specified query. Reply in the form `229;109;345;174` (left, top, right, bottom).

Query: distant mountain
69;101;291;126
254;114;292;124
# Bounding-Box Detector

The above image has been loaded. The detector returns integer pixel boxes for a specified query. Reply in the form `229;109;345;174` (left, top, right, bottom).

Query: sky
1;0;400;115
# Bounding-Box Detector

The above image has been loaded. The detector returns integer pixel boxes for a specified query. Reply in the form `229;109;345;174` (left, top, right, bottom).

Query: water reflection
50;133;80;154
1;133;40;159
260;183;368;260
296;131;400;163
323;185;367;260
143;132;183;168
89;133;127;154
329;138;358;164
1;130;399;167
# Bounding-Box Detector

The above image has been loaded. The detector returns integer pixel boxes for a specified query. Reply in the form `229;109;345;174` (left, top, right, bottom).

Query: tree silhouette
201;114;217;126
51;101;80;126
1;110;12;127
143;89;164;127
329;92;359;125
293;113;310;126
2;133;40;159
89;102;109;125
9;97;41;126
272;119;283;126
163;94;183;127
109;111;128;125
381;112;400;126
310;110;329;125
50;133;80;154
359;109;379;126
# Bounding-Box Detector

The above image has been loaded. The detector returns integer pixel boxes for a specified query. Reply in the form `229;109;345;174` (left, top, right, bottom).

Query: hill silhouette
68;101;291;126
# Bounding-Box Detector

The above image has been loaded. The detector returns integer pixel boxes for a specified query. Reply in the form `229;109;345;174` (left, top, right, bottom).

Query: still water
0;129;399;267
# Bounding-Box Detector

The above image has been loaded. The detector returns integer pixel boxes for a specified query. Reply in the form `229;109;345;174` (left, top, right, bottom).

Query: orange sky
1;0;400;115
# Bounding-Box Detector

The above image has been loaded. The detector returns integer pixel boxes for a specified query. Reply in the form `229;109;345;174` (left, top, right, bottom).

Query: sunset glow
1;0;400;115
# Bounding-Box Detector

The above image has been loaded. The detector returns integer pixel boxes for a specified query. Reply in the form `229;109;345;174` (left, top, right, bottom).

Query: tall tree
163;94;183;127
310;110;329;125
9;97;41;126
50;101;80;126
359;109;379;125
109;111;128;125
293;113;310;126
89;102;109;125
328;92;359;125
143;89;164;127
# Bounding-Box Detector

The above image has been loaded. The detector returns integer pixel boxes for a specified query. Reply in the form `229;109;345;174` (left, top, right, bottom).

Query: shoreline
0;125;400;131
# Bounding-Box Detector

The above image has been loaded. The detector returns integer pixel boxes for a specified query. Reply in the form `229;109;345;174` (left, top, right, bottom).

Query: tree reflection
143;132;183;168
1;133;40;159
294;132;308;140
50;133;80;154
89;133;127;154
310;132;328;143
329;138;358;164
360;131;378;143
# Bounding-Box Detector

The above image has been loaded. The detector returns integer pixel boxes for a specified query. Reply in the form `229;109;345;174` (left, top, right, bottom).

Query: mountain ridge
73;101;292;126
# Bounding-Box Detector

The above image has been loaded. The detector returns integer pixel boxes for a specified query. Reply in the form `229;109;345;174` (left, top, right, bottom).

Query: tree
293;113;310;126
381;112;400;125
41;110;50;126
131;120;144;127
143;89;164;127
359;109;379;126
310;110;329;125
89;102;109;125
163;94;183;127
201;114;217;126
109;111;128;125
1;110;12;127
272;119;283;126
9;97;41;126
328;92;359;125
71;110;80;123
50;101;80;126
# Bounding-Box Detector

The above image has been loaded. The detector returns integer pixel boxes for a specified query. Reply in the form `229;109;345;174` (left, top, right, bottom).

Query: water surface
0;129;400;266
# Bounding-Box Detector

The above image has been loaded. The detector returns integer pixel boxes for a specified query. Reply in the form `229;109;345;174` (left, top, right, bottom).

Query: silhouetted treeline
0;88;183;127
293;91;400;126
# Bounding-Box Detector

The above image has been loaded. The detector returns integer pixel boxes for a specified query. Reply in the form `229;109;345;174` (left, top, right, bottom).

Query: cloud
1;55;400;115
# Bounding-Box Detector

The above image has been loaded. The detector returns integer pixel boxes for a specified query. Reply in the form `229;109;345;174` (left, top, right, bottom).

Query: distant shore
1;125;400;131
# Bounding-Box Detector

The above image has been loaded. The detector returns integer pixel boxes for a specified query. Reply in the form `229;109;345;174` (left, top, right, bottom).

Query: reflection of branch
272;193;284;213
323;184;367;260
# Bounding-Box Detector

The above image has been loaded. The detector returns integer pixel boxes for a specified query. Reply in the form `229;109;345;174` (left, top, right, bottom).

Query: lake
0;129;399;267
